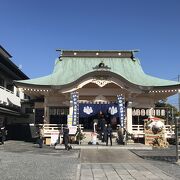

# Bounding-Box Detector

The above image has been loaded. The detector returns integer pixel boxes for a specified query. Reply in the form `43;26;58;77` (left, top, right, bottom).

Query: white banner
132;109;166;117
50;132;59;146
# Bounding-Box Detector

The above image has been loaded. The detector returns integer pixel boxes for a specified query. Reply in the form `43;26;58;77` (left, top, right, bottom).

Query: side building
0;45;30;140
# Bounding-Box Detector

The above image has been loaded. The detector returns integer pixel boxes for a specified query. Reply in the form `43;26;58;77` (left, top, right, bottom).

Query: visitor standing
0;126;6;144
37;125;44;148
117;127;124;144
100;115;106;141
103;124;108;143
106;124;112;146
63;125;72;150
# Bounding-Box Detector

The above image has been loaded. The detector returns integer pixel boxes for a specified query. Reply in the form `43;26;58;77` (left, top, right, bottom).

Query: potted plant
126;132;134;144
75;127;86;144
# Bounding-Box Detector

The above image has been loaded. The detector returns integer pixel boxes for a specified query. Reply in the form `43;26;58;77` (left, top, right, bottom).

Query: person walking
106;124;112;146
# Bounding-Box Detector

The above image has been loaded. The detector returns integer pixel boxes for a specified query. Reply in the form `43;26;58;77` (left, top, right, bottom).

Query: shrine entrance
79;103;119;130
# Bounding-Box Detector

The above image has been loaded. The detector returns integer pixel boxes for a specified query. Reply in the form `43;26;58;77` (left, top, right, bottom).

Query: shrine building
15;50;180;134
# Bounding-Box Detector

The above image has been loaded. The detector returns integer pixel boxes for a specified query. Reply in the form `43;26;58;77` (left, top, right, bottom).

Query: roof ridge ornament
93;61;111;71
92;79;111;87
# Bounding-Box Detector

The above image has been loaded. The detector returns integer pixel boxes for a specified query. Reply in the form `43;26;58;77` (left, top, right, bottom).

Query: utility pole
178;75;180;113
172;107;174;125
175;116;180;163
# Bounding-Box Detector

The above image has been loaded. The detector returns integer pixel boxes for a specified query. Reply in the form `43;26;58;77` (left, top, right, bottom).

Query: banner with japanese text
70;92;79;126
117;95;125;128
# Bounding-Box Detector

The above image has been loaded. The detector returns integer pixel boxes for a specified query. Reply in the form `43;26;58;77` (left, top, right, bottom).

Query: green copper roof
16;57;179;87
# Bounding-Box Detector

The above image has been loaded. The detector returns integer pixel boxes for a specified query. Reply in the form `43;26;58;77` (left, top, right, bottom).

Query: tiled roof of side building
15;54;180;88
0;45;29;80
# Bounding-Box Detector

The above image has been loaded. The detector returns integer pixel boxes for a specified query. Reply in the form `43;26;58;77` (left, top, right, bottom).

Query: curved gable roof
15;56;179;88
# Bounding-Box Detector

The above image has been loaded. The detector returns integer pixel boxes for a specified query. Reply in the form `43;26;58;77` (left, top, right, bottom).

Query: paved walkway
1;141;179;180
79;149;176;180
80;163;174;180
132;146;177;162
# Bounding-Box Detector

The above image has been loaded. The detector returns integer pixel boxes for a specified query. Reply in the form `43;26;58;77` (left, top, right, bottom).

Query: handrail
0;85;14;94
40;124;176;139
132;124;175;138
0;86;20;106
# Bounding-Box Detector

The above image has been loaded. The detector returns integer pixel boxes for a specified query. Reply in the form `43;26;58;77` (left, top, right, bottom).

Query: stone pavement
1;141;180;180
78;149;177;180
132;145;177;162
55;143;152;150
80;163;175;180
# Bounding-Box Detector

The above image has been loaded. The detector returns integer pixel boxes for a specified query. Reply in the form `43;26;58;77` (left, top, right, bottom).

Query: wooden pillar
44;106;49;124
69;106;73;115
44;96;49;124
126;101;132;134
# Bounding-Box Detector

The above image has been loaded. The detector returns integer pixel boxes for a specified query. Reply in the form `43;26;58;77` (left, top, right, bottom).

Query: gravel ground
0;141;80;180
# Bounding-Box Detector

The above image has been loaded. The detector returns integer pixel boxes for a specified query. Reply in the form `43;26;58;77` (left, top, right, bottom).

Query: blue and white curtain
117;95;125;128
79;103;119;118
71;92;79;126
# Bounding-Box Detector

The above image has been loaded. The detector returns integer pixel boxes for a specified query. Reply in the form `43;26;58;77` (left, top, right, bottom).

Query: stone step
55;144;152;150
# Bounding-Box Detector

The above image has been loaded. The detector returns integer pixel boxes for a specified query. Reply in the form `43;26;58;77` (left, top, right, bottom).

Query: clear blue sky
0;0;180;106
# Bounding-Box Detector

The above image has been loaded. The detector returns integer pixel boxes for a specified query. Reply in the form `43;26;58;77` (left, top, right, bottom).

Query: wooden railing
132;125;145;138
42;124;84;138
41;124;176;139
164;125;175;139
43;124;63;138
132;124;175;139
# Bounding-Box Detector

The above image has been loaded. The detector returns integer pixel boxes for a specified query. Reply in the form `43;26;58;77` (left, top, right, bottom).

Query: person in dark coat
117;127;124;145
98;112;106;141
106;124;112;146
63;126;72;150
105;110;111;125
100;117;106;141
103;124;108;143
37;125;44;148
0;127;6;145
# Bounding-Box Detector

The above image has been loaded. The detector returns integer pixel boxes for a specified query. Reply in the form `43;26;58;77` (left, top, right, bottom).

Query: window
0;78;4;87
49;107;69;124
25;108;33;114
7;84;13;92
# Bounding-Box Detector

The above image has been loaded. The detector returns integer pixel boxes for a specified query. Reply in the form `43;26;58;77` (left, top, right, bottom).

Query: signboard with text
117;95;125;128
70;92;79;126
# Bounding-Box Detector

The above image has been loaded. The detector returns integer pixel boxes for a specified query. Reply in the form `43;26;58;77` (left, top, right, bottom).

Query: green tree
155;100;180;124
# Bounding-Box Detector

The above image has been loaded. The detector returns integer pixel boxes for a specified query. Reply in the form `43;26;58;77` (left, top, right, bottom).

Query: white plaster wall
19;90;24;99
13;86;17;95
132;96;155;108
35;102;44;109
78;88;124;96
45;96;69;106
